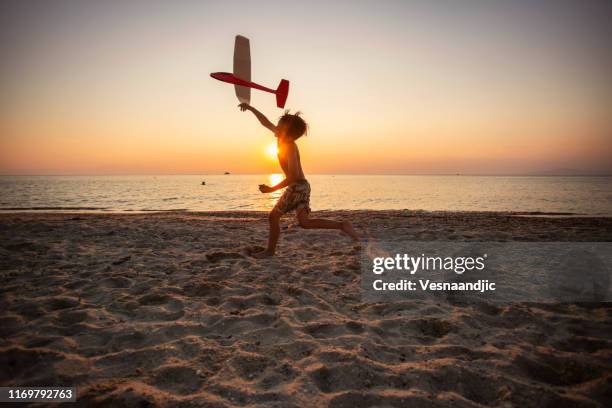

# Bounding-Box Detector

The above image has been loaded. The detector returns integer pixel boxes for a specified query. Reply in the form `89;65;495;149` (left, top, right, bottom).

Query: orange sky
1;1;611;175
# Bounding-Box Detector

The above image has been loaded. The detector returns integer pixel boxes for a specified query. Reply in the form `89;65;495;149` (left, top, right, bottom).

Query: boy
239;103;358;258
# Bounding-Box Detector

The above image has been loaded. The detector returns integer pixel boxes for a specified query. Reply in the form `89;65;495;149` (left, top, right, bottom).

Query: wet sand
0;211;611;407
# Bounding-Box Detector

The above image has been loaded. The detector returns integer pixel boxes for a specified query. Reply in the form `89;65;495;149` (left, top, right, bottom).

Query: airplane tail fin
275;79;289;108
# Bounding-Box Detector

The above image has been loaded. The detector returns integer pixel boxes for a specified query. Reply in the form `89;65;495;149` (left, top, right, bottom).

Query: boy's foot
341;221;359;241
252;249;275;259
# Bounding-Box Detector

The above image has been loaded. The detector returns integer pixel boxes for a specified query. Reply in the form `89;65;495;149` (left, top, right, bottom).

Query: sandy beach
1;210;611;407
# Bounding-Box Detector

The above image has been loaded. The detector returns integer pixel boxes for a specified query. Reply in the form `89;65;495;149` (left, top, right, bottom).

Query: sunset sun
265;142;278;159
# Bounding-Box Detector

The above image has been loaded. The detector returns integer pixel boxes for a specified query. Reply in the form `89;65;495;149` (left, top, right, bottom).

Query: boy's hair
278;110;308;139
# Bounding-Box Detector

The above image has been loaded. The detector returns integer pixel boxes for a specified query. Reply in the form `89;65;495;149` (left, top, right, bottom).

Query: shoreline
1;209;611;217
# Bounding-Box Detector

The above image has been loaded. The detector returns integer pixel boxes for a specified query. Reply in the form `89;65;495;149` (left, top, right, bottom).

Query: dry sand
0;211;611;407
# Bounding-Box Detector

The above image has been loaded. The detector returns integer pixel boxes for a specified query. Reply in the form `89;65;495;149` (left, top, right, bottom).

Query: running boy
239;103;358;257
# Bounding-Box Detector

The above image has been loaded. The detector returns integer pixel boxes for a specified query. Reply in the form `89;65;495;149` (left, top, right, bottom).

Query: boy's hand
259;184;273;193
238;103;251;112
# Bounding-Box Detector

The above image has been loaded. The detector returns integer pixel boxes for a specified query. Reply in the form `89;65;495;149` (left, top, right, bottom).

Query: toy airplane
210;35;289;108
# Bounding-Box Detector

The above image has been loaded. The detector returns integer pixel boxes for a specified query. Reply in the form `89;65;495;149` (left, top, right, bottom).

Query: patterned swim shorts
273;180;311;214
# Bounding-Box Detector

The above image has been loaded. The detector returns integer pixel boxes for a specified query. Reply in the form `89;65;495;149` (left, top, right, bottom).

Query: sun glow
265;142;278;160
268;173;284;200
268;173;283;186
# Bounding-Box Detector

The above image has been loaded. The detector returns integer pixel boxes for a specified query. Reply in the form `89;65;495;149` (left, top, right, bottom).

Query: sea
1;174;611;215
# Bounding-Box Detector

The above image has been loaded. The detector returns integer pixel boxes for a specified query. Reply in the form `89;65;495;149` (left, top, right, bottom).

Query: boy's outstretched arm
238;103;277;133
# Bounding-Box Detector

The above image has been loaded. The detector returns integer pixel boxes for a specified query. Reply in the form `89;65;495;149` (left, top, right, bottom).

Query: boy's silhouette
239;103;359;257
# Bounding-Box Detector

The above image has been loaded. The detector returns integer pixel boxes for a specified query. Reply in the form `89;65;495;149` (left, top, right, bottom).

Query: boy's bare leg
254;209;282;258
297;209;359;241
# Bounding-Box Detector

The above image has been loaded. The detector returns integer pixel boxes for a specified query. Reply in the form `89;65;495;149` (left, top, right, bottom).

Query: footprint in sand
45;296;80;311
229;353;273;380
137;293;171;305
151;365;203;394
184;281;223;297
205;250;245;263
55;309;89;325
243;245;266;257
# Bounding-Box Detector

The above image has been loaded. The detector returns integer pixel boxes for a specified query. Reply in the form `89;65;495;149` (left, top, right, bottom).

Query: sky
1;0;611;175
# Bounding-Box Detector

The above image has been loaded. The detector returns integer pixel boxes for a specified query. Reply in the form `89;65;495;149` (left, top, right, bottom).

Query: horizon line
1;172;611;177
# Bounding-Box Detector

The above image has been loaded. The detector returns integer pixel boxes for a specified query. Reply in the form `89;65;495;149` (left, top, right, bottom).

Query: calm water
1;175;611;215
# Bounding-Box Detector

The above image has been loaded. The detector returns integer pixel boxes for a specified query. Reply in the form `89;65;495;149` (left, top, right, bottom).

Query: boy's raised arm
238;103;277;133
